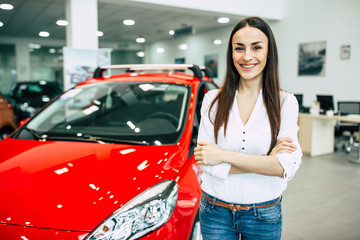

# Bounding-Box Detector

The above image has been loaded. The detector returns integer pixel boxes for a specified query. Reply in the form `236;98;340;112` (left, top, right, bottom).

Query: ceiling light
218;17;230;23
56;20;68;26
179;44;188;50
156;48;165;53
39;31;50;37
213;39;222;45
0;4;13;10
123;19;135;26
136;37;145;43
169;30;175;35
137;51;145;57
49;48;56;54
29;43;41;49
0;22;3;27
96;31;103;37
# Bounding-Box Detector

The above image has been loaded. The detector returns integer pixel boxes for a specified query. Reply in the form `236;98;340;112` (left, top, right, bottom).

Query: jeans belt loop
211;196;217;209
252;203;258;216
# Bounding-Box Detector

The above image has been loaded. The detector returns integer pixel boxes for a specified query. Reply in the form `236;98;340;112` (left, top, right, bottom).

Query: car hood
0;138;187;231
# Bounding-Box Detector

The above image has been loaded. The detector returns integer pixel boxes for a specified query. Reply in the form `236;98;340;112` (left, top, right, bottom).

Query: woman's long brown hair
209;17;281;155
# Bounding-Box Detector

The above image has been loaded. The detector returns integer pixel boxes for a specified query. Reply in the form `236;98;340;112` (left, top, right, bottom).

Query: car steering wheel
148;112;179;127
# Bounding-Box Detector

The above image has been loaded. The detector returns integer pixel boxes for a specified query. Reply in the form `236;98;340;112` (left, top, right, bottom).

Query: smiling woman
194;16;302;240
232;26;269;83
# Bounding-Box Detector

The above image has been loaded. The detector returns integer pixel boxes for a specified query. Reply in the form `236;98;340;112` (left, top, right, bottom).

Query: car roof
77;64;215;87
79;72;209;87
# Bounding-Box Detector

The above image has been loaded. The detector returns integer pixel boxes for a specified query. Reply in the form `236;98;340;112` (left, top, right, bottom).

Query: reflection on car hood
0;138;186;231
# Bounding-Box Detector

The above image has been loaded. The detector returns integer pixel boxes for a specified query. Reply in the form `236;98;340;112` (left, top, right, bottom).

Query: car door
189;82;218;158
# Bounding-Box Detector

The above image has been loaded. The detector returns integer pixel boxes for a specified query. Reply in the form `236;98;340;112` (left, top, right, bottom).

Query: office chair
335;101;360;153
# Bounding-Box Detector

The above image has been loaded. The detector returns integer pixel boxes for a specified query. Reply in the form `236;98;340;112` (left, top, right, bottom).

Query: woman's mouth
241;64;257;69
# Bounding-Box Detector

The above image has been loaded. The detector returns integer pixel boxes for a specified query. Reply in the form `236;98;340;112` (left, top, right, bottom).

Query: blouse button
242;148;245;150
243;131;246;134
242;139;245;142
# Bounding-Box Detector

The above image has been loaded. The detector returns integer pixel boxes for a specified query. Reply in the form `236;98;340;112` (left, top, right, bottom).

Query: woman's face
232;25;269;83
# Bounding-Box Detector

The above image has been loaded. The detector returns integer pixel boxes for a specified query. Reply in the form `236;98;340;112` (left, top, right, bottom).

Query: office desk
298;113;360;164
298;113;337;157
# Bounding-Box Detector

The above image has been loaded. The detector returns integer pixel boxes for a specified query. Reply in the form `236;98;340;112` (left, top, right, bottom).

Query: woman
194;16;302;240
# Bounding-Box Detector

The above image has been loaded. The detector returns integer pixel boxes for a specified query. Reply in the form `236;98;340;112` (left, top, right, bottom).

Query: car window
188;81;218;158
21;82;190;145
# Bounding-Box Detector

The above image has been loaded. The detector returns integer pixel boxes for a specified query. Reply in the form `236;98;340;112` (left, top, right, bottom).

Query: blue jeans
199;192;282;240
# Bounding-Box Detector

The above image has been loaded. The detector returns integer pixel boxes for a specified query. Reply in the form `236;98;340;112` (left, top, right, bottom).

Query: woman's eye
235;47;244;51
253;46;262;50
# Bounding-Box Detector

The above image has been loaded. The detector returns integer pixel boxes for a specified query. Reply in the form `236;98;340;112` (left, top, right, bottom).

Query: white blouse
198;89;302;204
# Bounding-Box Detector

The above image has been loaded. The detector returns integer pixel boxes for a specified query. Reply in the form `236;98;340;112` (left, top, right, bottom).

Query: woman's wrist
221;151;245;166
221;150;231;164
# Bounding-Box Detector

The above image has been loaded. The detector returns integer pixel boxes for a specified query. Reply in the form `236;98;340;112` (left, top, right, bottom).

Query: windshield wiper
35;134;149;145
24;127;46;140
81;135;150;145
22;129;149;145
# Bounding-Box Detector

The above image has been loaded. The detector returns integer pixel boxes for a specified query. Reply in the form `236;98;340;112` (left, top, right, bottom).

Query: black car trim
93;64;203;81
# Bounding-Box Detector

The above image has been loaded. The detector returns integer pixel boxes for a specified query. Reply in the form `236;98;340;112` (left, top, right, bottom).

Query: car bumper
0;213;193;240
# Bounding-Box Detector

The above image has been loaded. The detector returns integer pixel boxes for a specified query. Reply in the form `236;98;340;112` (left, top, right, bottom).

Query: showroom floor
282;149;360;240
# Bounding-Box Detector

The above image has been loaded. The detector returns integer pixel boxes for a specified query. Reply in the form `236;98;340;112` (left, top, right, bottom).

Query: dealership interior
1;0;360;239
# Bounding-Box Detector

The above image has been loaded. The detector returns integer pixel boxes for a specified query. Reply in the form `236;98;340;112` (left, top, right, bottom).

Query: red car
0;64;218;240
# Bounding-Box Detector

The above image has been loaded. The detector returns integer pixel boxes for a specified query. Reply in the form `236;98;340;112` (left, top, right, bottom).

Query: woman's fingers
270;138;297;155
276;138;296;149
194;142;223;165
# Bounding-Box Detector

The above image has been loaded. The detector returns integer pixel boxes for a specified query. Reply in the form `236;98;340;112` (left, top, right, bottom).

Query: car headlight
86;180;178;240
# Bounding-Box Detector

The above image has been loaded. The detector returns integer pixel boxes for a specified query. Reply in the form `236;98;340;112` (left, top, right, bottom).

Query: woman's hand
194;142;224;166
269;138;296;155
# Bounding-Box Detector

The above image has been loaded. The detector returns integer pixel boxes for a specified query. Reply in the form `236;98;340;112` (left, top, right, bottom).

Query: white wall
273;0;360;108
144;26;232;85
145;0;360;110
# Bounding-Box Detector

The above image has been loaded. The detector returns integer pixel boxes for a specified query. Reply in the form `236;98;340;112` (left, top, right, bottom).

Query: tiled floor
282;150;360;239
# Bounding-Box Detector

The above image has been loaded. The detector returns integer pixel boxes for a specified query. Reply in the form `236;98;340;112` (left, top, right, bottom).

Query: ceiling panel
0;0;243;45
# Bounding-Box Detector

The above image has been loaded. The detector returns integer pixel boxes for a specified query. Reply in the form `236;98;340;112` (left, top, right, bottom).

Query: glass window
0;44;16;94
29;46;63;87
19;82;190;145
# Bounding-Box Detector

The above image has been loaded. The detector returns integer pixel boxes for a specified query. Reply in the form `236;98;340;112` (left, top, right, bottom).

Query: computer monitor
294;94;303;107
316;95;334;112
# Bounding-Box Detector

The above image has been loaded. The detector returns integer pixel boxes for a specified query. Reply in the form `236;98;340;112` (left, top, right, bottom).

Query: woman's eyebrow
234;41;264;46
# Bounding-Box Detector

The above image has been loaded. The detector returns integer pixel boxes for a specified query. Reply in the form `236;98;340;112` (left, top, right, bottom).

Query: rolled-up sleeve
197;91;231;179
276;93;303;180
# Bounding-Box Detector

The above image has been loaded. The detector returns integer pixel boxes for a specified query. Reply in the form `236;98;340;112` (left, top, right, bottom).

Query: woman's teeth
241;64;255;69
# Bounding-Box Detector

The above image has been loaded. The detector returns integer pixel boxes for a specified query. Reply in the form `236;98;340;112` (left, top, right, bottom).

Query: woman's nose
243;49;252;61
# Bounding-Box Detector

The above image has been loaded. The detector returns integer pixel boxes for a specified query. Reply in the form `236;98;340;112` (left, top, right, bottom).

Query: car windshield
16;81;190;145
